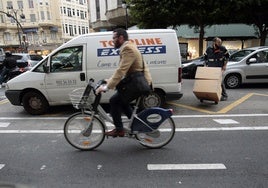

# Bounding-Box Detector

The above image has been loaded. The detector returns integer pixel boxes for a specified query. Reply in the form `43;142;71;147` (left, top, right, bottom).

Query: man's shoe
221;96;228;101
105;129;125;137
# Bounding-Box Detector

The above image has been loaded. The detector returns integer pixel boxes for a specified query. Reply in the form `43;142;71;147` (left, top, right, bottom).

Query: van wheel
22;91;49;115
224;73;241;89
140;90;165;109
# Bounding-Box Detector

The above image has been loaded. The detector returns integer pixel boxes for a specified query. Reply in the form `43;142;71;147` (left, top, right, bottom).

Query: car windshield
229;50;255;62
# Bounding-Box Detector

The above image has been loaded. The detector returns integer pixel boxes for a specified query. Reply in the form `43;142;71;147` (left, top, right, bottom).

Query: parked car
223;46;268;88
182;49;238;79
11;53;43;68
182;56;205;78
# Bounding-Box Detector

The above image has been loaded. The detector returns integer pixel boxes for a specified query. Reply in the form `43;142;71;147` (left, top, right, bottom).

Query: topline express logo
97;38;166;57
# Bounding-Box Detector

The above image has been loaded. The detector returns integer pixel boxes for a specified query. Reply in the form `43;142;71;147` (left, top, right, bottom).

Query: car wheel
139;90;165;109
22;91;49;115
224;74;241;89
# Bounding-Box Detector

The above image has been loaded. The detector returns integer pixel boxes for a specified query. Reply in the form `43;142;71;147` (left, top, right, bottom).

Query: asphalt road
0;79;267;187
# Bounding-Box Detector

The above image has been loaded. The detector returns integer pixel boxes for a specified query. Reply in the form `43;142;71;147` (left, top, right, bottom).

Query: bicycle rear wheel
136;117;175;149
64;112;105;151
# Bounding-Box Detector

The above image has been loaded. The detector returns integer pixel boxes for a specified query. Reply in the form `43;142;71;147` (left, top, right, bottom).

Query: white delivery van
5;29;183;115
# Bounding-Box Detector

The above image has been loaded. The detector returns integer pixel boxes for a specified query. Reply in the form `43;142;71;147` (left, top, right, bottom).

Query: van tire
22;91;49;115
140;90;165;109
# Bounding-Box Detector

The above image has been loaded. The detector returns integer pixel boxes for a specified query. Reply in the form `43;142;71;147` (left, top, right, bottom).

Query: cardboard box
195;67;222;80
193;79;222;102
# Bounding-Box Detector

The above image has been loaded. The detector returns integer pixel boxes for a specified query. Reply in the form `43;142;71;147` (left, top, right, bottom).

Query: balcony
105;7;126;26
91;20;114;31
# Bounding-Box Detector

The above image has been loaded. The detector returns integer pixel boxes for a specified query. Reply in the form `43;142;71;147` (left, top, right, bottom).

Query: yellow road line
217;93;254;113
0;99;9;105
168;92;267;114
167;102;216;114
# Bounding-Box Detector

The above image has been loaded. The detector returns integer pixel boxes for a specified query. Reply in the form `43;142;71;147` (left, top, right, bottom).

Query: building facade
0;0;90;56
1;0;266;58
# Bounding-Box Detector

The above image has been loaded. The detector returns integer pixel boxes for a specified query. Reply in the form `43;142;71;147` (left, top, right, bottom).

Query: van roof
67;29;176;43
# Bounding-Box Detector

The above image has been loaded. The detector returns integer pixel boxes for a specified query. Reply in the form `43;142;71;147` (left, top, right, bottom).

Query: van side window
34;58;48;73
50;46;83;72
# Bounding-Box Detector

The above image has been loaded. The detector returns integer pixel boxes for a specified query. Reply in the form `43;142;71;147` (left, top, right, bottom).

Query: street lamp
1;6;25;51
122;1;129;30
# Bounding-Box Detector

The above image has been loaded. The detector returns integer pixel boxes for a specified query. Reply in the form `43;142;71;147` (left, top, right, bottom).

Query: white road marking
213;119;239;124
0;126;268;134
175;126;268;131
0;123;10;127
0;164;5;169
147;163;226;170
0;113;267;120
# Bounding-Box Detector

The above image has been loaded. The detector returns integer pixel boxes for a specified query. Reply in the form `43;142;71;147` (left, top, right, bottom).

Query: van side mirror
43;65;49;73
247;58;257;65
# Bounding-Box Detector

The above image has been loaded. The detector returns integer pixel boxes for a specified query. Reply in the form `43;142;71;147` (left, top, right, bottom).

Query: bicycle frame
79;80;156;134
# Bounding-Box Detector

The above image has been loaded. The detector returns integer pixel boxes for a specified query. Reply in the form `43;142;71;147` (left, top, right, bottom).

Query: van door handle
80;72;85;81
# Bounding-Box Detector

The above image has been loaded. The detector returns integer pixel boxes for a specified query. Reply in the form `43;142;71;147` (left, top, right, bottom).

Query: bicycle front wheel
136;117;175;149
64;112;105;151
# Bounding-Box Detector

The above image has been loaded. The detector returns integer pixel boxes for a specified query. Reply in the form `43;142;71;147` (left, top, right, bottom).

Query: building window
65;24;68;33
72;9;75;16
18;1;23;9
81;26;85;34
30;14;36;22
67;8;72;17
47;11;51;20
4;32;12;41
95;0;100;20
78;26;81;35
28;0;34;8
63;7;66;14
77;9;79;17
51;31;57;40
40;11;45;20
74;25;77;35
7;1;13;9
80;11;85;19
69;25;74;36
0;15;4;23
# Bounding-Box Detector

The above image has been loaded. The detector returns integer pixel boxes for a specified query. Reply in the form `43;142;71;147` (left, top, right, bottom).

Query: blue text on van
97;46;166;57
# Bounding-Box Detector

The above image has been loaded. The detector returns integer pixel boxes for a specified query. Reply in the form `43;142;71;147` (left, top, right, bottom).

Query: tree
130;0;230;56
235;0;268;46
130;0;268;55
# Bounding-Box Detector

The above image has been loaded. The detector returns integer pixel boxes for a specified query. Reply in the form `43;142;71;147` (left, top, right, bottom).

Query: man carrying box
204;37;230;101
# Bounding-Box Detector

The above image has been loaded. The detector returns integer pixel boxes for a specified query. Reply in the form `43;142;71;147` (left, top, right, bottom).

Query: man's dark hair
113;28;128;41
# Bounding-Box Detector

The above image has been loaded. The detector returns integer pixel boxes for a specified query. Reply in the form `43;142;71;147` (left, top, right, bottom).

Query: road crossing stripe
0;164;5;169
147;164;226;170
0;123;10;127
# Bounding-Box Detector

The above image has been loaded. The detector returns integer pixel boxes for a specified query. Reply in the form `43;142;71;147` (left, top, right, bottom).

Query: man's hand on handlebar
95;79;109;94
96;84;108;94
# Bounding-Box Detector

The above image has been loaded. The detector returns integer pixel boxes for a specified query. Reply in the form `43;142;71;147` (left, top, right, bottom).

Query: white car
223;46;268;88
12;53;43;68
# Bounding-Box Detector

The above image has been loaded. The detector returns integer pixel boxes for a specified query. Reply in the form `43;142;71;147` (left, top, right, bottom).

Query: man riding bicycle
96;28;152;137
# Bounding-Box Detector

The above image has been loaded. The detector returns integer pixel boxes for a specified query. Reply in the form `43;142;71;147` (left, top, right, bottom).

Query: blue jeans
110;92;133;131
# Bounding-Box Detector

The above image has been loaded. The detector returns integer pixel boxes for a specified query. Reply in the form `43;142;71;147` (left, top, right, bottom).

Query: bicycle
63;79;176;151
